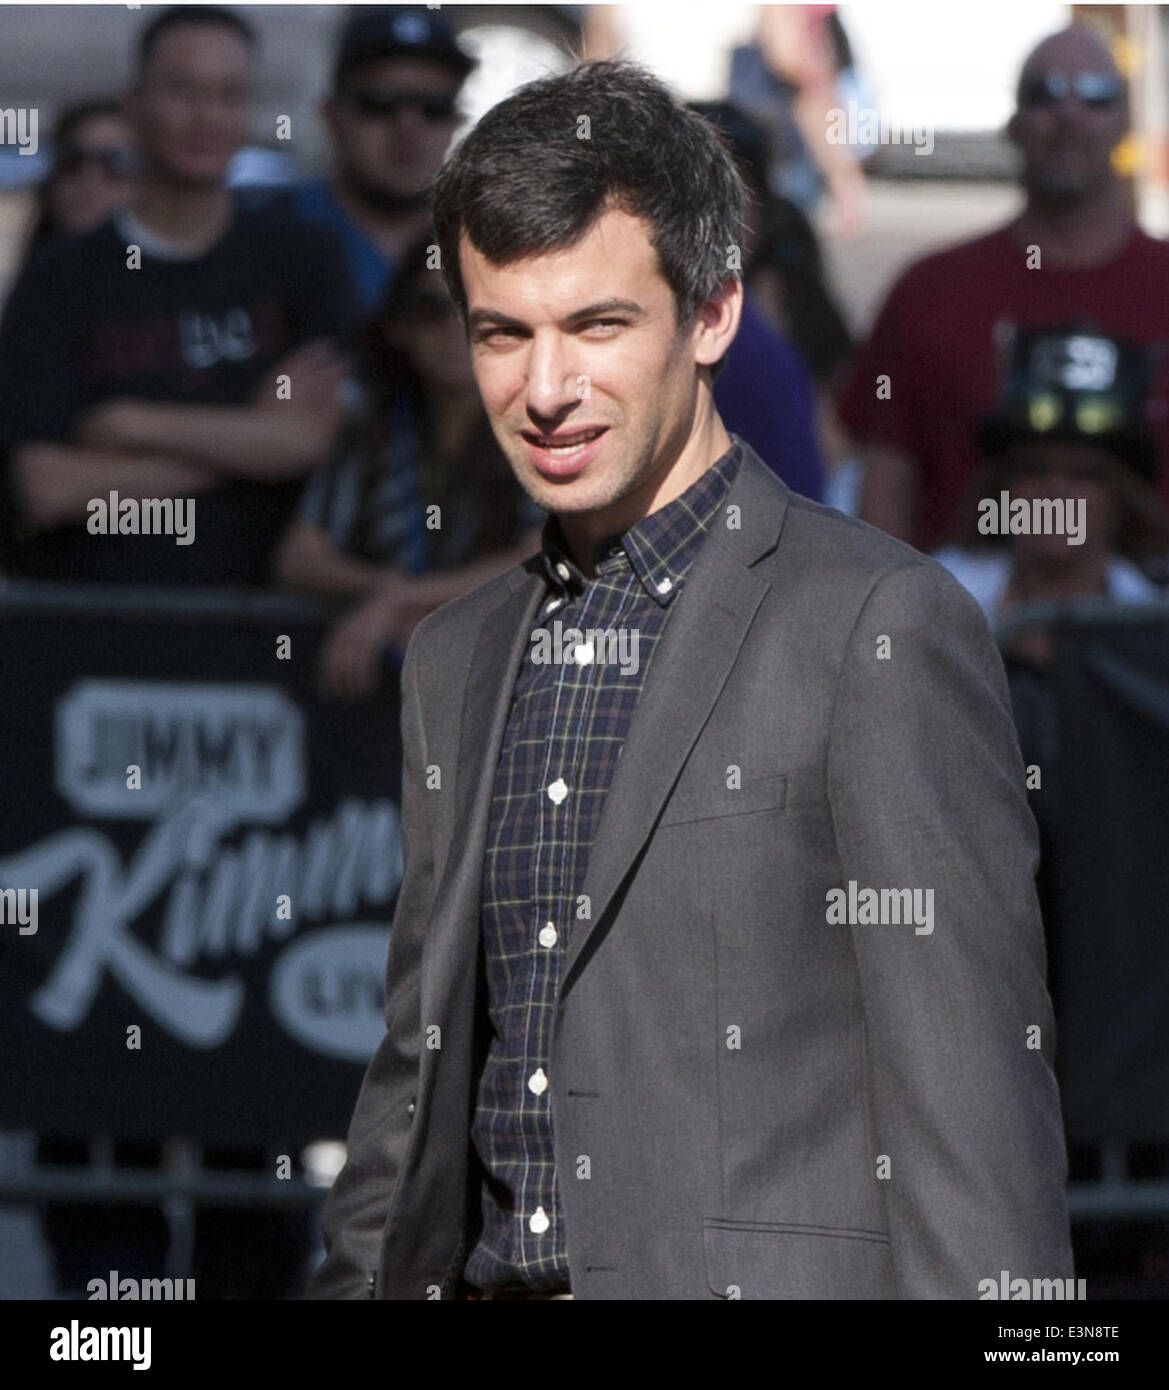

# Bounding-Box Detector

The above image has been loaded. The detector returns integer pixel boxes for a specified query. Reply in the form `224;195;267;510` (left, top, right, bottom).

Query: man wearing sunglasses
295;7;474;318
47;112;138;242
0;5;355;588
839;23;1169;555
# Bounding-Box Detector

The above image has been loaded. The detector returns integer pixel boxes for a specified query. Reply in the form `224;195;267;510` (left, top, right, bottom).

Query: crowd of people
3;1;1168;1300
2;7;1166;698
0;6;541;700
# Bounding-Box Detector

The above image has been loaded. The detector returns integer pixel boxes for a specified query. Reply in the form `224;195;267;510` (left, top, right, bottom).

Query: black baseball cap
333;6;475;91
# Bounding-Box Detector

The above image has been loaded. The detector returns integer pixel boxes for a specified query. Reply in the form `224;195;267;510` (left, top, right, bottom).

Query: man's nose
388;106;428;141
524;333;579;417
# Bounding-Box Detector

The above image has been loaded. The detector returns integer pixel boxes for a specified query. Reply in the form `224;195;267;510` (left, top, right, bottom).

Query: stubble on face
1013;27;1127;205
459;205;719;559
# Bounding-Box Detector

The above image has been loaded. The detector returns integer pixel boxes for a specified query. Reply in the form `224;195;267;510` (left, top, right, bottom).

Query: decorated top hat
978;322;1161;479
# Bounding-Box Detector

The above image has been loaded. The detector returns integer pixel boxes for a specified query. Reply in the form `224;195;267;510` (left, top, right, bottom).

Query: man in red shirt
838;23;1169;551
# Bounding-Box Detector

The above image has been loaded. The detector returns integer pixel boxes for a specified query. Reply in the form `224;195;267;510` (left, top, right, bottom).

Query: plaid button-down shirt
462;439;743;1293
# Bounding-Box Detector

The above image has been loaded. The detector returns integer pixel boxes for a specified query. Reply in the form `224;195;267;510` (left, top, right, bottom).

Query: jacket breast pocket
658;773;787;828
703;1218;894;1299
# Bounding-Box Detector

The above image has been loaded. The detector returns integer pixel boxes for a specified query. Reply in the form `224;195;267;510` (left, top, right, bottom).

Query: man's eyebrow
467;307;526;332
467;298;647;332
564;298;646;322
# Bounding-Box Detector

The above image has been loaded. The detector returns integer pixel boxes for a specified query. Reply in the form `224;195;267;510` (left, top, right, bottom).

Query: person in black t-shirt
0;5;355;586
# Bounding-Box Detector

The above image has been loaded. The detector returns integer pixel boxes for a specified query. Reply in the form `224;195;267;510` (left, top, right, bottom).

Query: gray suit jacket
306;440;1073;1300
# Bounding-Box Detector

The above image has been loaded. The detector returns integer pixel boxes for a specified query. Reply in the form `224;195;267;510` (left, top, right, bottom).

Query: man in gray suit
306;59;1073;1301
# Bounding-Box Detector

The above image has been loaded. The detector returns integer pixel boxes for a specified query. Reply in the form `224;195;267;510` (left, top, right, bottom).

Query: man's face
1005;439;1118;561
132;25;251;185
52;112;137;235
460;205;737;549
1009;31;1128;204
328;57;461;201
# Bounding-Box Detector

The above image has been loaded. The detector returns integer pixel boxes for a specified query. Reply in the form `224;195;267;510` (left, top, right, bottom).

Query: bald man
838;24;1169;552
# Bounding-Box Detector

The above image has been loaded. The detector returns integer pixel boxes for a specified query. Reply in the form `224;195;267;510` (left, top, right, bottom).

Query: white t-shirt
933;546;1162;621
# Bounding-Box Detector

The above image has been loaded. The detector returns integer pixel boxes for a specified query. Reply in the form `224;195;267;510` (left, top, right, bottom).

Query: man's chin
507;432;638;516
1030;166;1107;203
524;478;599;513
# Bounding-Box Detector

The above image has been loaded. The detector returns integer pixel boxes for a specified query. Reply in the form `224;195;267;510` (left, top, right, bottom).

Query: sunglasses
1018;70;1123;109
346;88;457;122
56;145;136;177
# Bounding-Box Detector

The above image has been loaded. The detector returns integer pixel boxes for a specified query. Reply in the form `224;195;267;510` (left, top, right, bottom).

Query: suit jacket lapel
559;448;788;994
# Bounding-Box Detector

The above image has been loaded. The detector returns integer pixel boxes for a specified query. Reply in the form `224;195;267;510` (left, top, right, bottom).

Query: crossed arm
12;339;346;531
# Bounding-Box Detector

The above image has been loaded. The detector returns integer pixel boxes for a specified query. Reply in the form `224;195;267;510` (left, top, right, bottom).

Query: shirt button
529;1206;550;1234
528;1068;548;1095
574;642;594;665
538;922;558;948
545;598;563;615
656;577;673;595
547;778;568;804
555;562;571;582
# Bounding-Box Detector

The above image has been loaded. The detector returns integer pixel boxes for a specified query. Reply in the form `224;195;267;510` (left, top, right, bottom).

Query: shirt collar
537;438;742;608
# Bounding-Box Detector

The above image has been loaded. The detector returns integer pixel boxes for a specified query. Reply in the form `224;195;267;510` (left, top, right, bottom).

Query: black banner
0;582;402;1146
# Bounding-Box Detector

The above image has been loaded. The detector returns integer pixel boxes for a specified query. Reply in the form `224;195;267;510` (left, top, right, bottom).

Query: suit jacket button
407;1100;416;1114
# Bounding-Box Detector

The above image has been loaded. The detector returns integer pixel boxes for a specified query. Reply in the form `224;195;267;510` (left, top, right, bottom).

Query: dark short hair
432;59;745;330
137;6;257;78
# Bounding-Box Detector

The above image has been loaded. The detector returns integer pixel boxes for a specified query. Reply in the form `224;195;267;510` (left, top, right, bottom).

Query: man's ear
1005;111;1021;148
693;277;743;371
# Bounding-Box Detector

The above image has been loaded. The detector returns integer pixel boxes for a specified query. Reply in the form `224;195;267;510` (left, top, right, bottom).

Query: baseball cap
333;6;475;90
